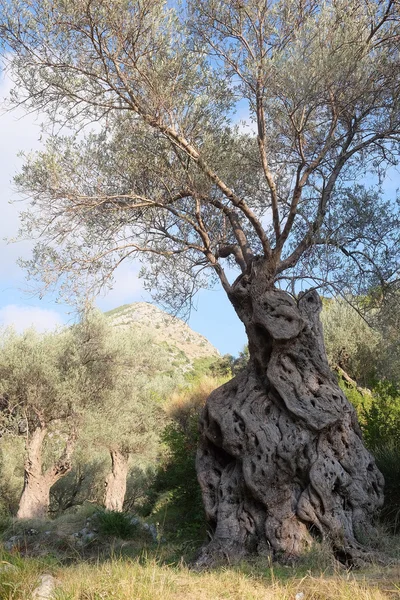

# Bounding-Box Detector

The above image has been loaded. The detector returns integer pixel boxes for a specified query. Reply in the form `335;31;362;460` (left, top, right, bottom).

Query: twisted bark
17;426;76;519
196;265;384;565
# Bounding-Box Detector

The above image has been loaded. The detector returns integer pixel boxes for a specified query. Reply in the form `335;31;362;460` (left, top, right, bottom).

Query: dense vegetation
0;296;398;534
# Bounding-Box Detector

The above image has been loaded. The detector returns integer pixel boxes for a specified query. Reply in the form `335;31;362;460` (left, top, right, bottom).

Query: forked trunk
17;426;75;520
104;449;129;512
17;427;50;519
196;261;384;566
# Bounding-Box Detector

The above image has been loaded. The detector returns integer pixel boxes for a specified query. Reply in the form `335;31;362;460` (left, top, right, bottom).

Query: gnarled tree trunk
196;264;384;565
17;427;49;519
104;449;129;512
17;426;76;519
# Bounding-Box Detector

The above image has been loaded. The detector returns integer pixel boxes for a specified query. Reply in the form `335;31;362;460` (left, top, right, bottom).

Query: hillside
105;302;219;368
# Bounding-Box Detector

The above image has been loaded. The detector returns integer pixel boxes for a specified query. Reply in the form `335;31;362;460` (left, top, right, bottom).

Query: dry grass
56;563;400;600
165;376;222;430
0;552;399;600
1;513;399;600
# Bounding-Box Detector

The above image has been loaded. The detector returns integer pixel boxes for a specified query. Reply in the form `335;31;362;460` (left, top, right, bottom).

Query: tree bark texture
17;426;75;519
104;449;129;512
196;267;384;565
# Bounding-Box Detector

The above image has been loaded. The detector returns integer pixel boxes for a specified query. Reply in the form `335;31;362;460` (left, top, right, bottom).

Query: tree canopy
0;314;118;518
0;0;398;313
83;323;179;459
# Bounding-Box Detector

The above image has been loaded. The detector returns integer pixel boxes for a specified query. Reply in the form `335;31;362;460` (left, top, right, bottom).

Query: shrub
340;376;400;530
145;377;222;540
362;380;400;449
373;444;400;532
337;376;371;416
95;510;138;539
49;456;108;515
321;298;379;386
123;467;157;513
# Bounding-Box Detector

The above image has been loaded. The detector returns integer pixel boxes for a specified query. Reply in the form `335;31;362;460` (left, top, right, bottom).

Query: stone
0;563;18;573
32;574;57;599
4;536;20;551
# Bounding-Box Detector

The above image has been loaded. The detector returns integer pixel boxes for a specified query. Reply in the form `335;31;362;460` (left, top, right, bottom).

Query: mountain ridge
105;302;219;366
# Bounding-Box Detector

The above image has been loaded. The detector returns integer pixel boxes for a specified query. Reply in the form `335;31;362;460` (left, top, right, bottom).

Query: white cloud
0;304;64;333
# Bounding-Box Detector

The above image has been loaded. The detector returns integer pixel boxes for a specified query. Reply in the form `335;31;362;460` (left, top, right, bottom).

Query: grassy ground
0;551;399;600
0;510;399;600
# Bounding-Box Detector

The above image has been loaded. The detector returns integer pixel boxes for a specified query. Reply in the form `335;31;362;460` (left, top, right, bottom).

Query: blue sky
0;71;248;356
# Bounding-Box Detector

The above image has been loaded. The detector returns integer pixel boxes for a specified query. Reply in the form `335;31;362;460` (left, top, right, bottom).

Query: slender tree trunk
104;449;129;512
196;260;384;566
17;426;76;520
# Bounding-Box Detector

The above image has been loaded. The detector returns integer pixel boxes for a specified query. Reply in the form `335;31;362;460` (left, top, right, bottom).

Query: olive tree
321;295;400;388
373;291;400;387
1;0;400;562
0;316;115;519
321;298;380;386
83;325;180;512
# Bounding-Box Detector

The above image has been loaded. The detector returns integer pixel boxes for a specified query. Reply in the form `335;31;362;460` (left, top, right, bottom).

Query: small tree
373;292;400;387
1;0;400;561
321;295;400;389
83;325;180;512
321;298;379;386
0;315;114;519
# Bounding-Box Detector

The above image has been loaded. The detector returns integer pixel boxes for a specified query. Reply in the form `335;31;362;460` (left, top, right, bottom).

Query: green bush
321;298;379;386
187;348;249;384
95;510;138;539
186;356;230;382
337;377;370;415
340;376;400;530
144;378;222;541
373;444;400;532
362;380;400;449
144;413;205;541
151;414;205;540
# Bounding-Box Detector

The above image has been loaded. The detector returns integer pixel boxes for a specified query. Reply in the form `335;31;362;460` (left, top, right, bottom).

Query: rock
149;524;158;541
142;522;161;542
32;574;57;599
0;562;18;572
295;593;305;600
4;536;20;551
